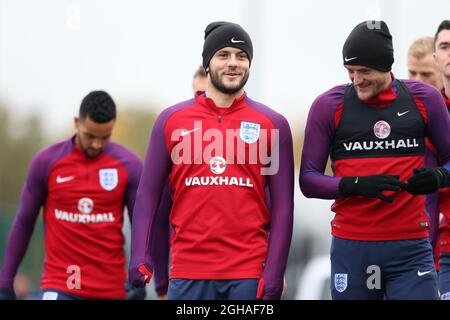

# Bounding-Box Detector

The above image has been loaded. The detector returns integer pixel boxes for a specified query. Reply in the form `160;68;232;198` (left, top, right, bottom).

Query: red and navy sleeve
299;85;346;199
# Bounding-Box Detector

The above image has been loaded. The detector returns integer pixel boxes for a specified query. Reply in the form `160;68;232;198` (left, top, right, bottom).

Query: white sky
0;0;449;136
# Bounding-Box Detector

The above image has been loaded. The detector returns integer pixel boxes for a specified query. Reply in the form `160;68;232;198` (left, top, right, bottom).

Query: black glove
339;174;407;203
125;281;147;300
407;167;450;195
0;288;16;300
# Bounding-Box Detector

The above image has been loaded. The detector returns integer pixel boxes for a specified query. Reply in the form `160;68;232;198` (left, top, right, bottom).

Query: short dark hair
79;90;116;123
435;20;450;44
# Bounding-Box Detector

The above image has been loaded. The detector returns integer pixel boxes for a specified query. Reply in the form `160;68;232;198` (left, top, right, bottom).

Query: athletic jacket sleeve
0;152;48;288
129;159;170;297
405;81;450;249
151;182;171;297
262;114;295;300
299;85;346;199
411;82;450;170
128;110;173;287
124;157;143;222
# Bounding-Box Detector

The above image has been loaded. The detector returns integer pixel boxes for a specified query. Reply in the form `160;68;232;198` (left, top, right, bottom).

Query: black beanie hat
342;20;394;72
202;21;253;69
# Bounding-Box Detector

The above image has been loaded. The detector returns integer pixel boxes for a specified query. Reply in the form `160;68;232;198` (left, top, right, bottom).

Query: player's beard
77;137;103;159
83;147;102;159
209;67;249;95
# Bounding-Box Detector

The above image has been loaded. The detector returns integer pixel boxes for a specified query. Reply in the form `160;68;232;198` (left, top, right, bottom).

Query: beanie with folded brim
202;21;253;70
342;20;394;72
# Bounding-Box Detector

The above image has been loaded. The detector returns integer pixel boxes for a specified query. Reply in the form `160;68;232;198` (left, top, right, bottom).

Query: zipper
218;115;221;124
85;159;90;192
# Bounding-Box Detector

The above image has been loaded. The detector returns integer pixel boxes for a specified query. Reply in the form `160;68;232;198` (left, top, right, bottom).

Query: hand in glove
407;167;450;195
339;174;407;203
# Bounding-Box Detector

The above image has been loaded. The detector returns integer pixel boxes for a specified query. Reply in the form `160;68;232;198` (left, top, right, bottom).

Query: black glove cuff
338;176;357;197
437;167;450;188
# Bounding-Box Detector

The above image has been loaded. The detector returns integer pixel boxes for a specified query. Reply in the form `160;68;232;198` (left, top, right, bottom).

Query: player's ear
74;117;80;130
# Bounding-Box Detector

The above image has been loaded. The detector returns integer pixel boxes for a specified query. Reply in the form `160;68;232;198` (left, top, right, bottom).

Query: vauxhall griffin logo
78;198;94;215
342;119;420;152
373;120;391;139
209;156;227;174
56;197;114;224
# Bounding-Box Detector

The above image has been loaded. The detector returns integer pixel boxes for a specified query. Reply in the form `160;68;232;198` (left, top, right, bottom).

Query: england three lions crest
240;121;261;144
99;168;118;191
334;273;348;293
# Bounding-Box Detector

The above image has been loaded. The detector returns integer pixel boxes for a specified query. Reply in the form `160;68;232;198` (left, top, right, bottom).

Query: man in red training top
129;21;294;300
0;91;146;299
300;21;450;300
